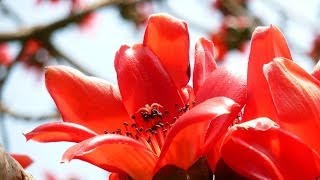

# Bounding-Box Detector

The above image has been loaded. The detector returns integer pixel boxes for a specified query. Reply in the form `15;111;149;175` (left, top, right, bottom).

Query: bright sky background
1;0;320;179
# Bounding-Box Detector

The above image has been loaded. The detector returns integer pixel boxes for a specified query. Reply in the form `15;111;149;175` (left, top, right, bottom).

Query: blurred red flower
10;154;33;169
309;34;320;62
0;43;12;67
210;16;253;61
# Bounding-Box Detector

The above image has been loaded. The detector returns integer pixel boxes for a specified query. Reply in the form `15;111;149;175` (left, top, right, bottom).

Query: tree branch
0;0;139;43
0;144;33;179
44;41;96;76
0;102;60;121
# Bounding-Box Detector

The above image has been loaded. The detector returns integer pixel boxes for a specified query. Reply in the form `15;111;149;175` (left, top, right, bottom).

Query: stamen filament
149;135;161;156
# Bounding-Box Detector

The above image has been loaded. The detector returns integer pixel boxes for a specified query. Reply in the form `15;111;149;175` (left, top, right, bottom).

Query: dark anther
180;104;189;113
126;131;133;138
131;115;136;120
123;122;129;126
192;100;196;105
135;134;139;140
141;112;151;121
151;108;163;119
147;137;151;143
173;117;177;122
104;130;109;134
131;123;137;128
146;128;152;133
116;129;122;135
139;127;144;132
158;122;164;127
154;124;161;129
152;130;157;135
164;110;169;115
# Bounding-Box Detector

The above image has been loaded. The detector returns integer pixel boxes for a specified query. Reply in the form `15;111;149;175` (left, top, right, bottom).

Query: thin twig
0;102;60;121
44;41;96;76
0;144;33;179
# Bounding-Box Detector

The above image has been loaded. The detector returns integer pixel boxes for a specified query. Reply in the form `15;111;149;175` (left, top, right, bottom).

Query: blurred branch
0;144;33;179
163;0;262;35
0;1;24;25
0;0;142;43
0;102;60;121
44;41;95;76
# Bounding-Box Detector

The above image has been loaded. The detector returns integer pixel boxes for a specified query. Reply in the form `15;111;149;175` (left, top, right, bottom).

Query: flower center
104;102;193;156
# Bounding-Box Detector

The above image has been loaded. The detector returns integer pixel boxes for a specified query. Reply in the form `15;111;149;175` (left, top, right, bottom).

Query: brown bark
0;145;33;180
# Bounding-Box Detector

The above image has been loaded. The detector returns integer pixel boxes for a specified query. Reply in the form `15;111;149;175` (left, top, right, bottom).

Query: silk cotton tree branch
0;144;33;180
0;0;138;43
0;102;60;121
0;0;144;76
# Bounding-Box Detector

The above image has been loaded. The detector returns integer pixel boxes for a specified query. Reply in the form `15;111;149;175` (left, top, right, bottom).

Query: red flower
10;154;33;169
210;16;253;61
243;25;320;153
212;25;320;178
77;12;97;31
0;43;12;67
309;34;320;62
219;118;320;179
19;39;42;62
26;13;247;179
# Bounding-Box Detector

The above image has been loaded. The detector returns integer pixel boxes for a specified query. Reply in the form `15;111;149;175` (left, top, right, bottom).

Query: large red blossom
212;25;320;179
242;25;320;154
26;13;247;179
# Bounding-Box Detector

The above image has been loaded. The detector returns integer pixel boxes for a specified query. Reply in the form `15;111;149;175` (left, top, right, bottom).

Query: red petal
45;66;129;134
109;173;128;180
10;154;33;169
24;122;97;143
220;118;320;179
155;97;239;173
311;60;320;81
114;44;184;128
143;13;190;88
193;37;217;94
263;58;320;153
243;25;292;121
109;173;119;180
195;63;247;107
62;134;157;180
206;137;223;172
